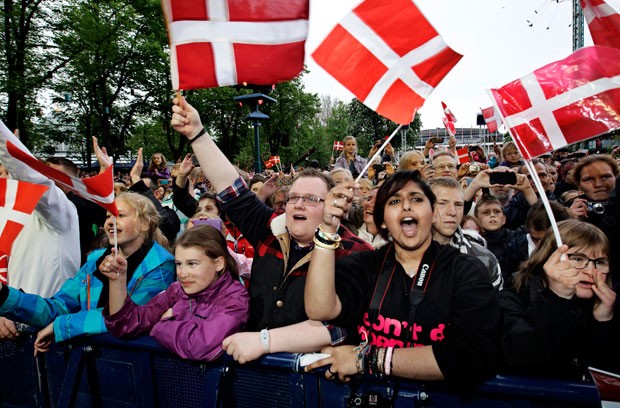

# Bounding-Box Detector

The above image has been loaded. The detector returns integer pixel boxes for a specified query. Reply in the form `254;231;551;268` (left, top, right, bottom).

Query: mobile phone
191;154;200;167
431;137;444;143
489;171;517;185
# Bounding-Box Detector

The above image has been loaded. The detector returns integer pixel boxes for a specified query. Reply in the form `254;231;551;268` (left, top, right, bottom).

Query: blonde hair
116;192;169;250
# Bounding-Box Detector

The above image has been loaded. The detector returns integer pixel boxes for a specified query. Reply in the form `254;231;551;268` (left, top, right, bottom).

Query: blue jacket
0;242;175;342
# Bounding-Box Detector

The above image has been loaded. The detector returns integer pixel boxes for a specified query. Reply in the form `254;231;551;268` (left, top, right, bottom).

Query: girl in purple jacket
102;225;249;361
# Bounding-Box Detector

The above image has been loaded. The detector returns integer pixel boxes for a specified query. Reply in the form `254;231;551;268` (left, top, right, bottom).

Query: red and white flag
312;0;462;125
441;101;457;123
162;0;309;90
456;147;471;164
581;0;620;49
481;106;503;133
0;254;7;285
333;140;344;151
0;121;118;216
0;178;48;256
588;367;620;406
489;45;620;160
442;117;456;137
264;156;280;169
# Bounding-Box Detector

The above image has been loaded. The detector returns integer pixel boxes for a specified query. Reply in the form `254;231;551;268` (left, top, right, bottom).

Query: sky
302;0;617;130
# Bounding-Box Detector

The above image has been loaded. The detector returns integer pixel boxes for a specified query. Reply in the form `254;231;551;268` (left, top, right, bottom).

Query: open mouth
292;215;307;221
400;217;418;237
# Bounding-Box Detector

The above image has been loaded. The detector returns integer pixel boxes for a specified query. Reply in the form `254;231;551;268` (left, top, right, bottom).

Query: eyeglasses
285;194;325;206
567;254;610;272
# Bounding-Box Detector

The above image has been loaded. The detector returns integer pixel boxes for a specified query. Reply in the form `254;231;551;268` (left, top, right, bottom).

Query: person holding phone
498;219;619;378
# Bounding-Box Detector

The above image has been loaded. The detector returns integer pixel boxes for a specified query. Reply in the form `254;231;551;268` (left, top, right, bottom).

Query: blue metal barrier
0;333;601;408
0;330;46;408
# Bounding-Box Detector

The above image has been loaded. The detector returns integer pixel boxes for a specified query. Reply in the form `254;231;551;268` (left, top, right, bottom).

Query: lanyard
368;243;436;329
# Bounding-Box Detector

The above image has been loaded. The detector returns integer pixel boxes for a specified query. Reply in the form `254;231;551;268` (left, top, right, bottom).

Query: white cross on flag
162;0;309;90
0;121;118;216
581;0;620;49
481;106;503;133
442;117;456;137
442;101;457;123
0;178;48;256
456;147;471;164
333;141;344;151
489;45;620;160
312;0;462;125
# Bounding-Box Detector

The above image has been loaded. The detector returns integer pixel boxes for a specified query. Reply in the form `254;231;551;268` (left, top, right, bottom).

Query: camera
469;164;481;173
585;201;605;215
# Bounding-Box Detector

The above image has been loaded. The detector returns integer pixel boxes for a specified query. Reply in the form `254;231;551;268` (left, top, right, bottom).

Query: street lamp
233;93;277;173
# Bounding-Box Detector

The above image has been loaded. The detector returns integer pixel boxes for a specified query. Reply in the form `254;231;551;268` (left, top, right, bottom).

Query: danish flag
0;121;118;216
0;178;48;256
264;156;281;169
456;147;471;164
581;0;620;49
312;0;462;125
481;106;503;133
442;117;456;137
162;0;309;90
489;46;620;159
441;101;457;123
333;141;344;151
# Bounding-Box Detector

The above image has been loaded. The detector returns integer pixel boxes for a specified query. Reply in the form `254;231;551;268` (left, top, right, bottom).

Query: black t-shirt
332;241;500;386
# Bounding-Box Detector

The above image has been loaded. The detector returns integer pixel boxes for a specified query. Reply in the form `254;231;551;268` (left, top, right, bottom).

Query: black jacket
222;190;372;330
498;277;619;379
332;241;500;387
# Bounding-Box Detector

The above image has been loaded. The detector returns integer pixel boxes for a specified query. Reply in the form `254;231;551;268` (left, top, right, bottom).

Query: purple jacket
104;273;249;361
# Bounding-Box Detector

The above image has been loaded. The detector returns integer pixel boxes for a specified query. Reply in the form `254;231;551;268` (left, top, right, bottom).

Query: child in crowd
0;192;175;354
103;225;249;361
147;153;171;180
499;142;524;169
475;195;518;282
187;213;253;282
499;219;619;378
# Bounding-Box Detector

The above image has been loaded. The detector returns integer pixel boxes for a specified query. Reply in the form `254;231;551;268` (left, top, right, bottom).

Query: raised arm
304;181;357;320
171;96;239;193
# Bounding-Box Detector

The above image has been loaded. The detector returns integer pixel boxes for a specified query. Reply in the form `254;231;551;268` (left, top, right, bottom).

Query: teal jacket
0;242;175;342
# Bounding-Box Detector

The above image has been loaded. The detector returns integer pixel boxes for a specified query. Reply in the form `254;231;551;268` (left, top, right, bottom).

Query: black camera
585;201;605;215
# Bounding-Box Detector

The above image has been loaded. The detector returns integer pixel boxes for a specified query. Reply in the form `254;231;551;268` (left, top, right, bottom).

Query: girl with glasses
499;219;619;378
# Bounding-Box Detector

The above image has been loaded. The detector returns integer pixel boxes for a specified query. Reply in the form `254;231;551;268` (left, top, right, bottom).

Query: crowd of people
0;95;618;390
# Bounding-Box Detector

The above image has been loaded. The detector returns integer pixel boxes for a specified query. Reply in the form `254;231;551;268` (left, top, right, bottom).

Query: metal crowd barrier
0;330;600;408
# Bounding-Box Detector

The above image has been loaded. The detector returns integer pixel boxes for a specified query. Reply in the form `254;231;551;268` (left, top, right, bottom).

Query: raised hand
543;245;581;299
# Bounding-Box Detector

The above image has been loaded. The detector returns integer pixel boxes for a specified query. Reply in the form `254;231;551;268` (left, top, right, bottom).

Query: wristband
259;329;270;354
188;127;207;145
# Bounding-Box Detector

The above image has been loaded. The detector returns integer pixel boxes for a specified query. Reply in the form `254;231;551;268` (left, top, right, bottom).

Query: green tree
0;0;64;147
46;0;170;165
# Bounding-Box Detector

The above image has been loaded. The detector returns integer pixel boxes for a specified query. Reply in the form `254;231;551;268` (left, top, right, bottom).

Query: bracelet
317;224;341;241
384;347;394;376
188;127;207;145
313;229;341;250
259;329;270;354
